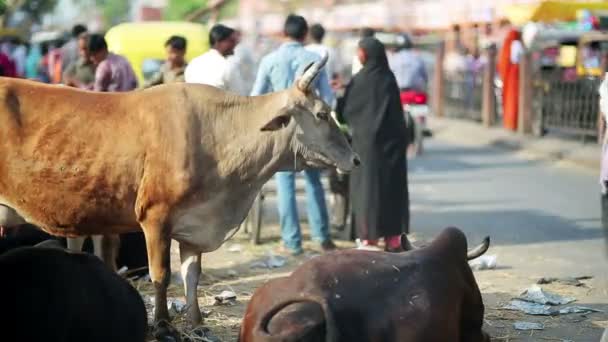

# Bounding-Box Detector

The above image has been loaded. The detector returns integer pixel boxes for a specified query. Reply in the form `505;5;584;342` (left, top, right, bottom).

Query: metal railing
443;71;483;121
535;76;600;140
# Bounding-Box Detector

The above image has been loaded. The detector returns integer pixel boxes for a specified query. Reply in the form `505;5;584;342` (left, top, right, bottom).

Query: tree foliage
94;0;130;26
164;0;238;22
164;0;205;21
0;0;59;26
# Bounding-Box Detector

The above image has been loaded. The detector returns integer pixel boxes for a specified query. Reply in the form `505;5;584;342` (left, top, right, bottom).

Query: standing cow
0;55;357;340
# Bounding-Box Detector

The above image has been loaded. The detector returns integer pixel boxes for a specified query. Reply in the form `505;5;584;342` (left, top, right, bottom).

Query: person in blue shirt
250;14;336;256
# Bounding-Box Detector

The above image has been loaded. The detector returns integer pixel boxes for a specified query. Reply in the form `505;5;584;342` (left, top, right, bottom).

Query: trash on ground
558;306;602;315
249;253;287;269
513;321;544;331
227;244;243;253
537;276;592;287
469;255;497;271
214;290;237;306
117;266;128;275
168;298;187;315
502;299;553;315
518;285;576;305
502;299;603;316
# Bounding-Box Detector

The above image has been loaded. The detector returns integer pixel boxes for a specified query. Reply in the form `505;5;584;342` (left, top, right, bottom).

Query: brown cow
0;55;357;340
240;227;491;342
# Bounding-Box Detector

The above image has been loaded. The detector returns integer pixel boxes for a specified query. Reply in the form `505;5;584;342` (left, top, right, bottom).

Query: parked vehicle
105;21;209;85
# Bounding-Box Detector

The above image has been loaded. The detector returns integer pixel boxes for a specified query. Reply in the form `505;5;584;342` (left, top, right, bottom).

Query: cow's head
260;54;360;172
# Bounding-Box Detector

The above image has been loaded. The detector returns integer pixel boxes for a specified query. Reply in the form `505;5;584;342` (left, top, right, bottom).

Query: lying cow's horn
400;234;491;261
297;52;329;91
466;236;490;261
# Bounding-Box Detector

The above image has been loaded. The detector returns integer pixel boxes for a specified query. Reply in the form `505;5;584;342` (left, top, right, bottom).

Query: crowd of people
0;17;419;257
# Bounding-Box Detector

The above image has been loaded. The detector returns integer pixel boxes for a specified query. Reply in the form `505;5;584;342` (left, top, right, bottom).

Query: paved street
164;135;608;341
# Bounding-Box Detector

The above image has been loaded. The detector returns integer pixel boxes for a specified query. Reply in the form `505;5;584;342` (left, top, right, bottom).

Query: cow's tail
467;236;490;261
253;295;337;342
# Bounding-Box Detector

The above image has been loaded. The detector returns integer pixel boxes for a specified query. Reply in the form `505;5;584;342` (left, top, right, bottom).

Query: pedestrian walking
498;29;523;131
337;37;409;252
61;24;87;74
250;14;336;256
144;35;188;88
185;24;241;93
351;27;375;76
306;24;338;81
87;34;138;92
62;33;95;89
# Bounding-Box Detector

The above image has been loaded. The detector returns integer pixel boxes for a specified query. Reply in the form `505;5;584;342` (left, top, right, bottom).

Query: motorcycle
400;89;430;156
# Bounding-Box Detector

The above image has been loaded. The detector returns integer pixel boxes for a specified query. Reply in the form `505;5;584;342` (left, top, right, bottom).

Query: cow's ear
260;114;291;132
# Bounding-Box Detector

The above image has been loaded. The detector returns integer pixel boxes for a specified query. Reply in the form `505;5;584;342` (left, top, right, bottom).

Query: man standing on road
144;35;188;88
250;14;336;256
306;24;338;81
61;24;87;74
87;34;138;92
185;24;241;93
62;33;95;89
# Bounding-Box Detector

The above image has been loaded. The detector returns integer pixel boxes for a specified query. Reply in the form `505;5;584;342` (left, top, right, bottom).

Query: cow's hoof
153;320;182;342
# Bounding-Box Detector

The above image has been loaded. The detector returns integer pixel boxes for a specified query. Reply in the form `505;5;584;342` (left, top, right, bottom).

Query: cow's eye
317;111;329;121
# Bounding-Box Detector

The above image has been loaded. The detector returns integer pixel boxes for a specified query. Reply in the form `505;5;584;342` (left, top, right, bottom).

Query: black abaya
338;37;409;240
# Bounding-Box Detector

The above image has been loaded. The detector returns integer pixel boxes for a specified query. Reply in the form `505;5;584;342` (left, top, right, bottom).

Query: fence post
518;49;533;134
432;41;445;118
481;44;497;127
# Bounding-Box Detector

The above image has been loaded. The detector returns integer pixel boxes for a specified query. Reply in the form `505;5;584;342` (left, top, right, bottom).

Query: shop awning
504;1;608;26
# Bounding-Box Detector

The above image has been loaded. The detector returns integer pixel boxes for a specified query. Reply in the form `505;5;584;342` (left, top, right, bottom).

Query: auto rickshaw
576;31;608;78
105;21;209;85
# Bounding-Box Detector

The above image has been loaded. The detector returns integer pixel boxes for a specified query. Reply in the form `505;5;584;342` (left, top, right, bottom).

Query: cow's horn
298;52;328;91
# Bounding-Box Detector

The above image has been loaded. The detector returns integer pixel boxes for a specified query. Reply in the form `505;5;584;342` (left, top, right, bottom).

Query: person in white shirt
185;24;240;92
306;24;338;80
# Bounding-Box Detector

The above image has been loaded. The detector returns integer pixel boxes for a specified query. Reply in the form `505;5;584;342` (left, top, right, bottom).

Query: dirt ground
136;224;608;342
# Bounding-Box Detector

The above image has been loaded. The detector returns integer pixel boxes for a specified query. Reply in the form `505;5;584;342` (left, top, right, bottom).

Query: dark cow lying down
0;243;147;342
0;225;149;277
240;227;491;342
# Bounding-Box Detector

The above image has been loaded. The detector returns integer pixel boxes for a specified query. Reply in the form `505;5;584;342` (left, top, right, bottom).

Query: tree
164;0;238;23
94;0;130;27
164;0;204;21
0;0;59;27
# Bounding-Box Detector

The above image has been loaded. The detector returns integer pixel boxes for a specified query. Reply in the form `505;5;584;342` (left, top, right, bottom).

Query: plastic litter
518;285;575;305
214;290;237;306
227;244;243;253
513;321;544;331
537;276;592;287
557;306;602;315
502;299;553;315
502;299;603;316
250;253;287;269
469;255;497;270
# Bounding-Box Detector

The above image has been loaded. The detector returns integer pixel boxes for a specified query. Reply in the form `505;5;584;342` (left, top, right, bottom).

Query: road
160;136;608;341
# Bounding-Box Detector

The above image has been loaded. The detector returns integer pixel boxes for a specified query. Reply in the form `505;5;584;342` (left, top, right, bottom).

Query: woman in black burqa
337;37;409;252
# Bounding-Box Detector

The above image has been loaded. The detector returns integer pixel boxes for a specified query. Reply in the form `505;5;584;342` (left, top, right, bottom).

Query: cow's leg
179;242;203;326
97;234;120;272
140;206;179;341
66;236;86;252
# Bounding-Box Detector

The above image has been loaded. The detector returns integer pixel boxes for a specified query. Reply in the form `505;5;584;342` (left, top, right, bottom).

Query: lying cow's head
260;54;360;172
